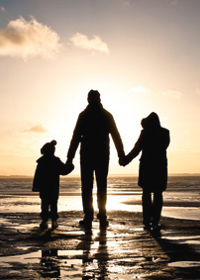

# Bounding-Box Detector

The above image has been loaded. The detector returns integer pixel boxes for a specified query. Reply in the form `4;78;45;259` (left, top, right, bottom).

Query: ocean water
0;175;200;220
0;175;200;194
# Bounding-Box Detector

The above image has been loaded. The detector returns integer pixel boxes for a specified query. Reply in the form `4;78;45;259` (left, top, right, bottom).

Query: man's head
87;90;101;104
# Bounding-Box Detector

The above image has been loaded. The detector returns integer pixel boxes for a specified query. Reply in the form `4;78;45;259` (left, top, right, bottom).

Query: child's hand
64;162;74;175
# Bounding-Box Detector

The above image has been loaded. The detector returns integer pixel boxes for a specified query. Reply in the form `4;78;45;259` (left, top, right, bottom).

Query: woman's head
141;112;161;129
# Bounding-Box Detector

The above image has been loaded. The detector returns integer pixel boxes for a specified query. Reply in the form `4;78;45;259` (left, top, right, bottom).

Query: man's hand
66;158;73;165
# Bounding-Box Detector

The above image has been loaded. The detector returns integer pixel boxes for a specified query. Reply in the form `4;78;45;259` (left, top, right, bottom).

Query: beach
0;176;200;279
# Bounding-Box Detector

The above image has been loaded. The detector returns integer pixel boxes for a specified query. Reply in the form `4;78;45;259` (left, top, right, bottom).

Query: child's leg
41;199;49;222
50;199;59;229
40;199;49;229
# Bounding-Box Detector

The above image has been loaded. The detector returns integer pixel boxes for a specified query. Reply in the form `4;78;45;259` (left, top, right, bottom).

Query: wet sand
1;195;200;279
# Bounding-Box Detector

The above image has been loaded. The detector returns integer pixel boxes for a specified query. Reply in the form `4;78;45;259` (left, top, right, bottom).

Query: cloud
70;32;109;54
130;86;183;100
0;17;62;59
161;90;183;100
1;6;5;12
130;86;152;95
22;122;48;133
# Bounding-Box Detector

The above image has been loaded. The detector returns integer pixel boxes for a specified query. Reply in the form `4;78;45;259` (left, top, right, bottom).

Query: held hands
66;158;73;165
119;155;129;167
65;158;74;175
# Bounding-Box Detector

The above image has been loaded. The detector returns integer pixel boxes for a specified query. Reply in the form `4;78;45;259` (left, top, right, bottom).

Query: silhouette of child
33;140;74;230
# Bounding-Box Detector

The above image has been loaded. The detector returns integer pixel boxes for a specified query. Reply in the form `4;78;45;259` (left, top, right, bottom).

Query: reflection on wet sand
76;226;108;279
40;249;60;278
32;225;109;279
1;190;200;279
1;210;200;279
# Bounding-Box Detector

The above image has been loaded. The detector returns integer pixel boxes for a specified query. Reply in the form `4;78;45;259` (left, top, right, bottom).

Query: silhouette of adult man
67;90;125;228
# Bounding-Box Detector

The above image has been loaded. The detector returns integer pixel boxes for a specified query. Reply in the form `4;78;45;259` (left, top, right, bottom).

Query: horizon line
0;173;200;178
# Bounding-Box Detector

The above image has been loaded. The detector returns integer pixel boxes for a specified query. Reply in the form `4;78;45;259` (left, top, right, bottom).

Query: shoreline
0;191;142;196
1;173;200;177
0;193;200;221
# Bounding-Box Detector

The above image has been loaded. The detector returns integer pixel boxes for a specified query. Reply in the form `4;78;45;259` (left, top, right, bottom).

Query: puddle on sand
162;235;200;241
162;235;200;246
168;261;200;268
0;249;84;278
0;249;173;279
0;249;84;264
0;251;41;265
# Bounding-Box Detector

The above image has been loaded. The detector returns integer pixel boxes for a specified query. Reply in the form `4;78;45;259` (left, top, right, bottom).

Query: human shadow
77;226;108;279
152;217;200;279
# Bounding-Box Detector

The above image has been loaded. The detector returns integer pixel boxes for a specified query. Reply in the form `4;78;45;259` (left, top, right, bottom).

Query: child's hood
36;155;59;164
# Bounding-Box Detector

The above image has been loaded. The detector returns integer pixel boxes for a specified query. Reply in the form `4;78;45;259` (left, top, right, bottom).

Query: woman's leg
152;192;163;226
142;190;152;227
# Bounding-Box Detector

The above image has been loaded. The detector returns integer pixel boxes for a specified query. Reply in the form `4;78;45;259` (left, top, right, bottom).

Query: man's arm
67;114;82;163
109;114;125;159
125;131;144;164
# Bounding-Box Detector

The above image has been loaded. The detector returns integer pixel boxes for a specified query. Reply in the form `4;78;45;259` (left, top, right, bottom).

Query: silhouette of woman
121;113;170;233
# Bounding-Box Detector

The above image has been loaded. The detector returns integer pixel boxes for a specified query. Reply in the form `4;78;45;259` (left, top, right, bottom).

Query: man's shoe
40;221;48;230
79;219;92;228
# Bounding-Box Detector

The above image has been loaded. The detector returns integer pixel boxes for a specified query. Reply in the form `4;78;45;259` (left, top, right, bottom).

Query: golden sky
0;0;200;175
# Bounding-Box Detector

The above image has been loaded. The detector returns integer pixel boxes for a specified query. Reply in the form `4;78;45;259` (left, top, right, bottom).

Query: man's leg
80;161;94;223
95;163;108;224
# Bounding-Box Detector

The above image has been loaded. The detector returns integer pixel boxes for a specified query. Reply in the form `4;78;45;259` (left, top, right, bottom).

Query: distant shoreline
0;173;200;178
0;191;142;196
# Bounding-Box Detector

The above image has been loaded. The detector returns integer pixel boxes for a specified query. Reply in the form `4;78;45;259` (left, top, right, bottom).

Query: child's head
41;140;57;156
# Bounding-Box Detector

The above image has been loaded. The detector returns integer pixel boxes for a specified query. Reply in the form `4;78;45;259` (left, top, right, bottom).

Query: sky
0;0;200;176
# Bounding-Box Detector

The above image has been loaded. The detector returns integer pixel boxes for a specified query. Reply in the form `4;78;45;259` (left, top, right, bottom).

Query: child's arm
58;159;74;175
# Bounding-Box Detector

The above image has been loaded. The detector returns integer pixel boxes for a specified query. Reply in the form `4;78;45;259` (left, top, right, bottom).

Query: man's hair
87;90;101;104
